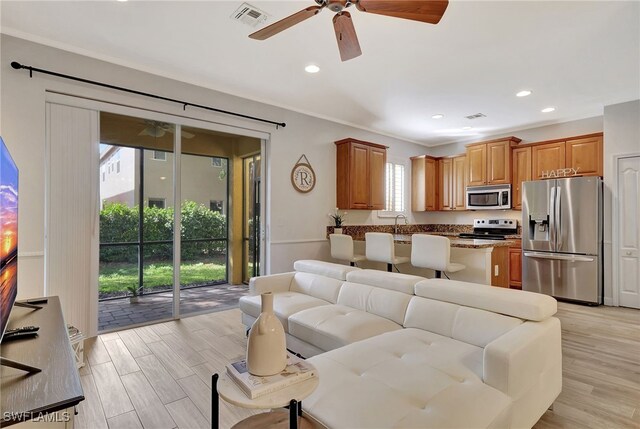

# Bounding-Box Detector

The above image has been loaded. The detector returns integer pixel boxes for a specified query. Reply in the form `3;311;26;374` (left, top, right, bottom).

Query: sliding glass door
98;111;262;331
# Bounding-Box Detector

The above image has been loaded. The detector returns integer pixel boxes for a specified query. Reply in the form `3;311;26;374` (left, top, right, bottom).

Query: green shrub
100;202;227;263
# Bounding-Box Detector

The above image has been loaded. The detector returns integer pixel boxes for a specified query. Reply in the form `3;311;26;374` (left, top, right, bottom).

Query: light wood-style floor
77;303;640;429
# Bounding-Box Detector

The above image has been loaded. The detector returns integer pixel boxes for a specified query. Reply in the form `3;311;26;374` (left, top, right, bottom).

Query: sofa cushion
293;259;359;281
238;292;329;331
288;304;402;352
404;295;523;348
337;282;412;325
305;328;512;429
415;279;557;321
289;272;344;304
345;269;424;294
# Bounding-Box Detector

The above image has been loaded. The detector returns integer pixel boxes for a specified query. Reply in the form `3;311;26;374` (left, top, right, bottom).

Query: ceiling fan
139;120;195;139
249;0;449;62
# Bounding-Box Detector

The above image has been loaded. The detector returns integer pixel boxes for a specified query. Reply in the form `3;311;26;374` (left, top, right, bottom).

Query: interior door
618;155;640;309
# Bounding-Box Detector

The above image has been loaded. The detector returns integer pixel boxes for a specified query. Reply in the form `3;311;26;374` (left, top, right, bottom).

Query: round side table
212;371;320;429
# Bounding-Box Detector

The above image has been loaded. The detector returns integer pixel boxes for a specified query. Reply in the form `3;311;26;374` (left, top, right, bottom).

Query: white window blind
385;162;405;212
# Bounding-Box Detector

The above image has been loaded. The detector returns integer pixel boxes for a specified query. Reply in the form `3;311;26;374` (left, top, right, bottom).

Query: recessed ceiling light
117;0;128;2
305;64;320;74
160;176;166;180
541;107;556;113
516;90;532;97
462;126;473;130
431;114;444;119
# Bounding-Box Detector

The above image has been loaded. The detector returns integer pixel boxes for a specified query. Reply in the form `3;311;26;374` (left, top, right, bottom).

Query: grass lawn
99;260;226;294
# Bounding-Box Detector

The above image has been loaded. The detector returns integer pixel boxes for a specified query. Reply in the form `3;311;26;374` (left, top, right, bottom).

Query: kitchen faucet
394;214;408;234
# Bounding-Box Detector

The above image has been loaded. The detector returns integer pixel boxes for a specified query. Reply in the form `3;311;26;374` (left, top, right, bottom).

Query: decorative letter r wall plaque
291;154;316;193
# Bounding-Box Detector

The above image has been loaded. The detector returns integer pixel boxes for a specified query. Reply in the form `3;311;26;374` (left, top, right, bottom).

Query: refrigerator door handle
556;186;562;249
549;186;556;250
523;252;595;262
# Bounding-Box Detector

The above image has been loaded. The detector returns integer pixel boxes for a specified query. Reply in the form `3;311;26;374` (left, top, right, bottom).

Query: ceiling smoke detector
464;113;487;120
231;3;269;27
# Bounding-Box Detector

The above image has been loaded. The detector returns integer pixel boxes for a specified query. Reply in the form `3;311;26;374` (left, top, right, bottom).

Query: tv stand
1;296;84;426
0;357;41;373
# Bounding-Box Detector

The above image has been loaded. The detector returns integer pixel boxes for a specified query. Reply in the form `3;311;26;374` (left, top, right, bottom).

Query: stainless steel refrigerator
522;177;602;304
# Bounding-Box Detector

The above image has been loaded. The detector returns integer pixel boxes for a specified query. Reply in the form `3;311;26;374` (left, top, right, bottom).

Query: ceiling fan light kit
249;0;449;62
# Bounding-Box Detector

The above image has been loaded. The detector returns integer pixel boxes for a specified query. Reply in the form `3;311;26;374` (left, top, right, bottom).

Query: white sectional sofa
239;260;561;429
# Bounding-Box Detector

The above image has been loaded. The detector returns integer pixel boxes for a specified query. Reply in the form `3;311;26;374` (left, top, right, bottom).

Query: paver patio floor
98;283;248;331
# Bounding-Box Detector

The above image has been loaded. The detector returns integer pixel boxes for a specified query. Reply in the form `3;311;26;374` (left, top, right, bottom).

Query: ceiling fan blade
249;5;323;40
355;0;449;24
333;12;362;62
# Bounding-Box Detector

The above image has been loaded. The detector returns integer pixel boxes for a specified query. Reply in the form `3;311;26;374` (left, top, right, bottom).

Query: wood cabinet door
349;143;371;209
512;147;532;210
439;158;452;210
487;141;511;184
411;158;426;211
425;157;438;211
368;147;387;209
452;155;467;210
466;144;486;186
532;142;566;179
509;247;522;288
566;136;603;177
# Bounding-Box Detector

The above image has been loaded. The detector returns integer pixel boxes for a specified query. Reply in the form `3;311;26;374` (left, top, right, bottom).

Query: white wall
1;35;430;297
603;100;640;305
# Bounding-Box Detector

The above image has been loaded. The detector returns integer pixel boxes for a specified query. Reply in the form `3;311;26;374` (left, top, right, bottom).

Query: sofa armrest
483;317;562;401
249;272;295;295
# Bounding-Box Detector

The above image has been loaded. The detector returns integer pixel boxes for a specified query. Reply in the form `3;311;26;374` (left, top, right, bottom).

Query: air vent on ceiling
231;3;269;27
465;113;487;120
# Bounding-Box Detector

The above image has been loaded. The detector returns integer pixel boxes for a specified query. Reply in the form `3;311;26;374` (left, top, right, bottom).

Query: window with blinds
385;162;405;212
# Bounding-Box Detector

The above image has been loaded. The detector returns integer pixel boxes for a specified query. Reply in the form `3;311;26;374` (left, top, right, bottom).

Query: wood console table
1;296;84;427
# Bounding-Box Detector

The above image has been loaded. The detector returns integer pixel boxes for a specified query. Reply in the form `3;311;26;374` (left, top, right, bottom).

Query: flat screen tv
0;136;18;342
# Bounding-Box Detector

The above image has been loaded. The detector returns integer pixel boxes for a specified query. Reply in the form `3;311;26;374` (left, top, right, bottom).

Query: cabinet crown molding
335;137;388;150
465;136;522;148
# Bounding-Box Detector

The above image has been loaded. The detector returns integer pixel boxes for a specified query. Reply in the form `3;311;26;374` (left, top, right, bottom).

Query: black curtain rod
10;61;286;129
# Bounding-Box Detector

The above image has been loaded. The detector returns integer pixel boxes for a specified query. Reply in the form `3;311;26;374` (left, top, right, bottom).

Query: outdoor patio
98;283;248;331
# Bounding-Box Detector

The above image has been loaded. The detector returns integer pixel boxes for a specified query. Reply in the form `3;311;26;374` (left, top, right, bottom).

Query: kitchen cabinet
532;142;566;179
411;156;438;211
512;147;532;210
491;247;509;288
452;155;467;210
438;158;453;210
531;134;603;180
336;138;387;210
466;144;487;186
438;155;466;211
508;239;522;289
566;135;603;177
466;137;520;186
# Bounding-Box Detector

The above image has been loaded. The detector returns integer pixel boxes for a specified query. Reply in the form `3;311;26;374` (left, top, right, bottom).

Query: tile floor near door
78;303;640;429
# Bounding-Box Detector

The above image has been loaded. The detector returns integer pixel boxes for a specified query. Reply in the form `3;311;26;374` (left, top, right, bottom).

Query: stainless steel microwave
466;184;511;210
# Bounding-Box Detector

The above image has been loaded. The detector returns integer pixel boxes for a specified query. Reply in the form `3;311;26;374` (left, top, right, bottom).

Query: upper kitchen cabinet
411;155;438;211
466;137;521;186
531;133;603;179
566;135;603;177
532;141;566;179
439;155;467;211
512;146;532;210
336;138;387;210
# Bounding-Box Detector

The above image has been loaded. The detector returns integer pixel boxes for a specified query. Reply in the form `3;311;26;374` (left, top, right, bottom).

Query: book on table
226;354;316;399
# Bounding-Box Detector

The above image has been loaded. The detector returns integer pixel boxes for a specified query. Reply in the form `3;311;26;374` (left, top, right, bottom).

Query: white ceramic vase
334;227;343;234
246;292;287;376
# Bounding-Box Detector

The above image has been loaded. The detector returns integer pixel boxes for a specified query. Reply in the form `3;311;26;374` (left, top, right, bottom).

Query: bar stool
411;234;465;279
365;232;410;272
329;234;366;267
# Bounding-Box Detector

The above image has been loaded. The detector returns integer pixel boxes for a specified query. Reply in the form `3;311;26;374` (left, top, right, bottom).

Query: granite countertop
391;233;517;248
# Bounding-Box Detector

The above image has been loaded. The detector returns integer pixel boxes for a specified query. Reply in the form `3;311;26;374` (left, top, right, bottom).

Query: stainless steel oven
466;184;511;210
